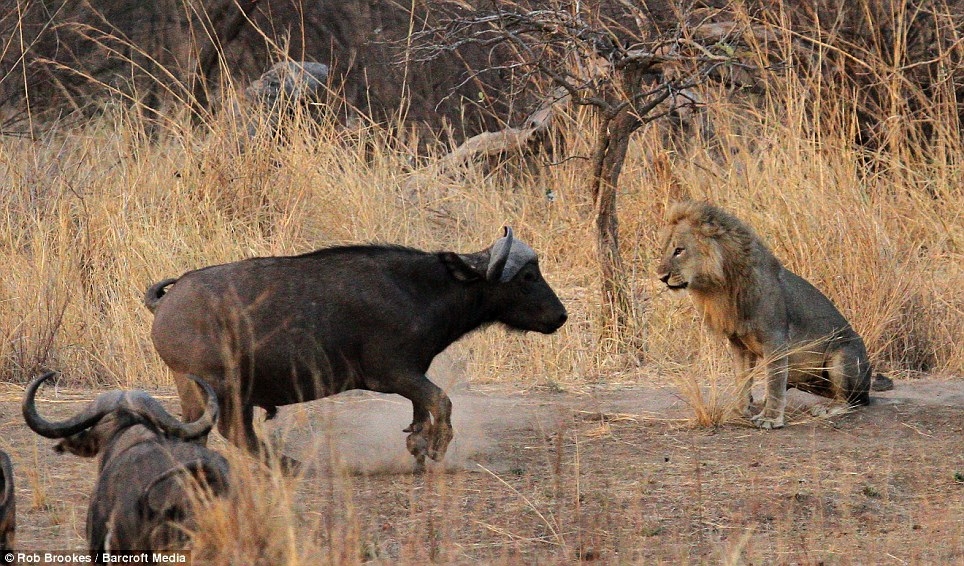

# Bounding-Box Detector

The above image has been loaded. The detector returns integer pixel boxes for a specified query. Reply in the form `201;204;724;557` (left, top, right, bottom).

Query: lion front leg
729;339;757;418
752;355;788;430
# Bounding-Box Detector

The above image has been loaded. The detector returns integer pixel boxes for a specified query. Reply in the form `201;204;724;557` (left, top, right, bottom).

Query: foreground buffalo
0;449;13;561
144;227;568;471
23;372;229;559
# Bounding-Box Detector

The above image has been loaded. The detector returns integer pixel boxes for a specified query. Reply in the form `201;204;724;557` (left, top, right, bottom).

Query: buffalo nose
557;312;568;326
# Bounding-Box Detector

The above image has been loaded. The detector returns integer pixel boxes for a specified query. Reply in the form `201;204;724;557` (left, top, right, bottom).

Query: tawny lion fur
657;201;873;429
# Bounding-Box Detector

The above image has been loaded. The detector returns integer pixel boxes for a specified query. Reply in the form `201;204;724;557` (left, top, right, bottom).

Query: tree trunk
190;0;261;125
589;107;641;348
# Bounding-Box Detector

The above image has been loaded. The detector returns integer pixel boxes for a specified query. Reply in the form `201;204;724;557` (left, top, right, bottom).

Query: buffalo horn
486;226;513;282
487;226;538;283
23;372;217;441
119;374;218;441
23;372;127;439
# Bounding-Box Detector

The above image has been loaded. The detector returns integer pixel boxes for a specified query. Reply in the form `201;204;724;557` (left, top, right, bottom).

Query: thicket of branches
409;2;784;344
0;0;523;135
4;1;963;142
406;0;964;348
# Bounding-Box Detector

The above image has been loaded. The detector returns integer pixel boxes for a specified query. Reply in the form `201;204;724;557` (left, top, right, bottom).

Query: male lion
656;201;885;429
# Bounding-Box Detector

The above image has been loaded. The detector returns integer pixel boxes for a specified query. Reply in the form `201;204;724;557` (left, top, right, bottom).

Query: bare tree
411;1;767;347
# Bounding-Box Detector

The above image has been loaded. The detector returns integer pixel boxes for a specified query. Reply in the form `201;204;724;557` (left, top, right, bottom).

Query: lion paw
810;404;850;419
751;411;785;430
737;403;757;419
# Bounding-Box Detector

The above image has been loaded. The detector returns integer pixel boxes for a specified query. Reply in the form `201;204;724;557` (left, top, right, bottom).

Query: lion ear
700;219;724;238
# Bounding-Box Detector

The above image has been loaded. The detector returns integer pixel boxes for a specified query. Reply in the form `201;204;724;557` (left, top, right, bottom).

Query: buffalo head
23;372;218;458
442;226;568;334
22;372;228;556
0;449;14;556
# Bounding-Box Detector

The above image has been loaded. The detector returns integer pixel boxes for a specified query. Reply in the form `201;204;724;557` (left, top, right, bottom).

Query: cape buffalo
144;226;568;472
0;449;13;561
23;372;229;559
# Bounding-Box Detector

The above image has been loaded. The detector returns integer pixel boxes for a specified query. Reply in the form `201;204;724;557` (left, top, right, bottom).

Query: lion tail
871;373;894;392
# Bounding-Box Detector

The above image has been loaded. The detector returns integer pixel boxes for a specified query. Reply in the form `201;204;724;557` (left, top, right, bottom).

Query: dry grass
1;75;961;389
1;9;963;563
189;454;318;565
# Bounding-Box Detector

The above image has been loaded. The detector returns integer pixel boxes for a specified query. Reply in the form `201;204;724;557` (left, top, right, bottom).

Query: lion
656;201;890;429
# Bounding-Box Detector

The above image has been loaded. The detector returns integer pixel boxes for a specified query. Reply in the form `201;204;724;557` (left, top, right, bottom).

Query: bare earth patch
1;378;962;564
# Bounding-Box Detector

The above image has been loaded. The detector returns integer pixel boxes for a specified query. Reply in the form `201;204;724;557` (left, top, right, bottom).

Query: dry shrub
189;455;321;565
1;82;962;395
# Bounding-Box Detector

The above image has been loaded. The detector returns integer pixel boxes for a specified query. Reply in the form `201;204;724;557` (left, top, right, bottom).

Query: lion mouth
666;281;689;290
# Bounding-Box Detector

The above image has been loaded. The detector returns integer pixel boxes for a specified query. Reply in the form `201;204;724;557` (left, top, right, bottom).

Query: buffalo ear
54;433;100;458
440;252;485;282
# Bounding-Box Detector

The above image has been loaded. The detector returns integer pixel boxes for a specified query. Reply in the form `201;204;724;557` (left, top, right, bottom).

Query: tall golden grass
0;65;962;392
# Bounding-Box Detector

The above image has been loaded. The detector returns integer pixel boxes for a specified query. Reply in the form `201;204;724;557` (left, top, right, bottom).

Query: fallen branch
406;88;570;187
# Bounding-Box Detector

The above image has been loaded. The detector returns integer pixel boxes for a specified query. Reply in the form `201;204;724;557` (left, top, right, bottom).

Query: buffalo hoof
406;428;430;471
872;373;894;392
413;456;426;475
429;424;453;462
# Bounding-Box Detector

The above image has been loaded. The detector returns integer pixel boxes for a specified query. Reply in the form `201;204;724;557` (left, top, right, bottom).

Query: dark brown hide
0;450;14;560
146;228;567;471
22;372;229;559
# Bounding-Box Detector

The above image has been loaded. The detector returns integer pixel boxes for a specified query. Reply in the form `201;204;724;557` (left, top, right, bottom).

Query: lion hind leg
829;348;872;406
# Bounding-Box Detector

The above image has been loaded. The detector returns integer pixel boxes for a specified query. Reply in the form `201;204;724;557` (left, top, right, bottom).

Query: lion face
656;219;724;293
657;222;694;290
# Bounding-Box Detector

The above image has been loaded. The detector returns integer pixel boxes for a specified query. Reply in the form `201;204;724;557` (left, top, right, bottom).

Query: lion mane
661;201;777;337
657;201;879;429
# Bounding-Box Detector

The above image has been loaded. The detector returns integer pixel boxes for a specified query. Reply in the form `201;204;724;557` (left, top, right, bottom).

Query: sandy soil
1;377;962;564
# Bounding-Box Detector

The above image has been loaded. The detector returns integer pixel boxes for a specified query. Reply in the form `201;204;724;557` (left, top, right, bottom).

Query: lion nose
658;272;670;283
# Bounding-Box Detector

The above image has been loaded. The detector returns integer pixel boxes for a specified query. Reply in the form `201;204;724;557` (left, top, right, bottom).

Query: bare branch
403;1;779;345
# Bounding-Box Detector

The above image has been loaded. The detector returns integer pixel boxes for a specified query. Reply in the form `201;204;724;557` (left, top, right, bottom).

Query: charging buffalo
144;227;567;472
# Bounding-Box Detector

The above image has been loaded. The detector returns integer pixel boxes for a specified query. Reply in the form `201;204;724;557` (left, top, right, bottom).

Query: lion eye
673;247;685;257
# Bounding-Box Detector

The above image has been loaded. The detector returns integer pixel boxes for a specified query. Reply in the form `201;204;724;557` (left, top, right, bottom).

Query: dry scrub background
0;78;961;390
0;26;963;563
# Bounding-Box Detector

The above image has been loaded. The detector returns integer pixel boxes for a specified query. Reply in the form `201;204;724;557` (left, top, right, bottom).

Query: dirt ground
1;376;962;564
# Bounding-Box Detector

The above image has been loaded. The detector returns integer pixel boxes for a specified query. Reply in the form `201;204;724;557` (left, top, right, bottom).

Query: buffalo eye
522;270;538;283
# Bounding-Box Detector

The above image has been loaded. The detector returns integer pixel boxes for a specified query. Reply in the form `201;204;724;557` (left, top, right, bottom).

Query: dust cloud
266;352;540;476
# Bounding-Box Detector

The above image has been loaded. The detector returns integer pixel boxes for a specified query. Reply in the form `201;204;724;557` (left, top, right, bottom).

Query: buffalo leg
174;372;206;421
217;389;301;474
375;373;453;473
403;402;431;472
